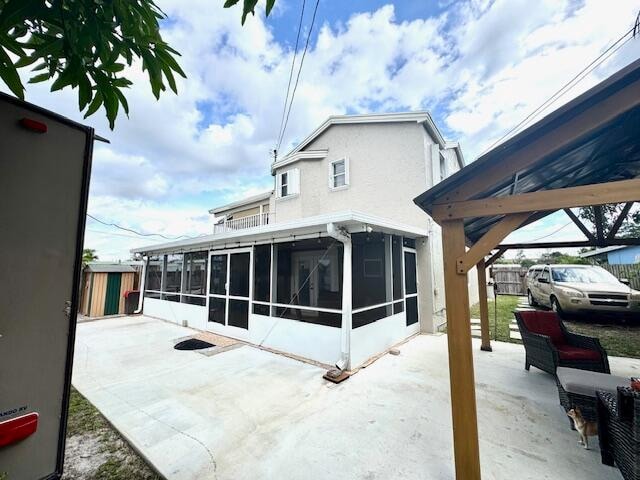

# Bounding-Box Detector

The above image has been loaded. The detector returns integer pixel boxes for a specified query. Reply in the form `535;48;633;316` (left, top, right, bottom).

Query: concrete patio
71;315;639;480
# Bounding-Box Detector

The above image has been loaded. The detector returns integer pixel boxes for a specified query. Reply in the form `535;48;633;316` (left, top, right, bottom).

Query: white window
329;158;349;190
439;153;447;182
276;168;299;198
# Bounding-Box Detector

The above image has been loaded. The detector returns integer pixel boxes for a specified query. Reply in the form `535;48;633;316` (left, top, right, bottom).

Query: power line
479;22;637;157
276;0;320;152
86;213;196;241
275;0;306;153
86;228;158;240
527;221;573;243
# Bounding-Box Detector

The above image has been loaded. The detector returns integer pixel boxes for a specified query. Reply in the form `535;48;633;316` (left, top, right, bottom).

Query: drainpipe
134;255;148;314
327;222;352;371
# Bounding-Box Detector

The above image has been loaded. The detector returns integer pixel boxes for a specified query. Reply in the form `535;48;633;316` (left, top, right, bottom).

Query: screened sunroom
133;212;427;368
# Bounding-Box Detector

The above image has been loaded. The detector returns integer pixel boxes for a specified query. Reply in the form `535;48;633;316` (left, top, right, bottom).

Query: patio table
556;367;629;425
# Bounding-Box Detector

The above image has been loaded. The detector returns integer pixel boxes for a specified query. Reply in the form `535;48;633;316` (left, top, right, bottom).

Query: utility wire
86;228;159;240
527;221;573;243
276;0;320;152
275;0;306;153
479;23;637;157
86;213;197;241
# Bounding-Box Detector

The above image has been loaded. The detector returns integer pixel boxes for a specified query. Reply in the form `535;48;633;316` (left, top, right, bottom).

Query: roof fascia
209;191;272;215
132;211;428;254
271;150;328;174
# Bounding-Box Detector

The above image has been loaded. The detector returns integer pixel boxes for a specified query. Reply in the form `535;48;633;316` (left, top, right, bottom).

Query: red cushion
520;311;565;346
556;344;601;361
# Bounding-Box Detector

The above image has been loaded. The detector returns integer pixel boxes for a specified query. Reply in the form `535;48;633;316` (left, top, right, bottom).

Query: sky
6;0;640;260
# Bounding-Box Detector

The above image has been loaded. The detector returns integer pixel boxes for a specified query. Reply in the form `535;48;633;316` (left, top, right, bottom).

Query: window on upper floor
439;153;447;182
329;158;349;190
276;168;299;198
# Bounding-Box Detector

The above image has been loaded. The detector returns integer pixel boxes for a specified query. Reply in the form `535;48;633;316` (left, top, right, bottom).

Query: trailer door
0;93;93;479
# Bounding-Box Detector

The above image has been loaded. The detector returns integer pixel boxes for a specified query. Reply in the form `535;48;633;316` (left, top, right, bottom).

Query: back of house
132;112;478;369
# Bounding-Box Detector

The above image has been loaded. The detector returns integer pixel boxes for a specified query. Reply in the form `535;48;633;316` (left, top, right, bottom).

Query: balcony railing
213;212;273;234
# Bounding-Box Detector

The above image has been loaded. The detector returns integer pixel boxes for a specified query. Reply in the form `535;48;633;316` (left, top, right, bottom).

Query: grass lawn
63;387;160;480
470;295;640;358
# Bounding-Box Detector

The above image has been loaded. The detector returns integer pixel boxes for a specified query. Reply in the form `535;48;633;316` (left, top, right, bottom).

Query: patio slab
71;315;639;480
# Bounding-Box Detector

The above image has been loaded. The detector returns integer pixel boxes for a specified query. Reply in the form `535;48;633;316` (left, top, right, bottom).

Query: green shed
79;263;138;317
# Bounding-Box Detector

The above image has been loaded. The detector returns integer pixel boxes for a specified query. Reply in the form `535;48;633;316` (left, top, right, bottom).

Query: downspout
134;255;148;314
327;222;352;371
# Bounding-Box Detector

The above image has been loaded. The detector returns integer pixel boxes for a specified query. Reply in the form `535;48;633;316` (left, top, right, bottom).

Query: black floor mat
174;338;215;350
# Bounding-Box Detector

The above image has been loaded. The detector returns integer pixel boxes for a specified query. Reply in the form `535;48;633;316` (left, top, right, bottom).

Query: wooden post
442;220;481;480
477;259;491;352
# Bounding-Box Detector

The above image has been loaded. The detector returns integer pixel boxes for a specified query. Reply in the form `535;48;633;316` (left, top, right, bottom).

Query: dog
567;407;598;449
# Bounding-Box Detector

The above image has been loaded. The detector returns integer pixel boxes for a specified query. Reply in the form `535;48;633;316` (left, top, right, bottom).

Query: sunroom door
404;249;419;327
208;249;251;330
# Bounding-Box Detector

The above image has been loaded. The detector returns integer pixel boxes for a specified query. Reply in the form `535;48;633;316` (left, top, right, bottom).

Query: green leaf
84;90;103;118
32;61;48;71
103;63;125;73
50;61;79;91
78;73;92;111
14;55;39;68
102;87;119;129
156;49;186;78
0;0;191;124
30;38;64;60
113;87;129;116
0;47;25;98
223;0;240;7
266;0;276;16
160;62;177;94
241;0;259;24
27;72;50;84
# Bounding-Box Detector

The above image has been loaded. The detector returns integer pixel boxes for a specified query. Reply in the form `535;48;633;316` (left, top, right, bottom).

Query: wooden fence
598;263;640;290
490;265;528;296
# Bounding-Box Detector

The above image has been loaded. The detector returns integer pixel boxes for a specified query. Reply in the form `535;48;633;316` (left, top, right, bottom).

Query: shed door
104;273;122;315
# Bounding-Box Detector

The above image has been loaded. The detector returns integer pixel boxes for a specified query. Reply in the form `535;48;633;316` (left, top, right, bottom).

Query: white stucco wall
142;298;343;366
143;297;208;331
272;121;475;332
274;122;436;229
350;313;419;367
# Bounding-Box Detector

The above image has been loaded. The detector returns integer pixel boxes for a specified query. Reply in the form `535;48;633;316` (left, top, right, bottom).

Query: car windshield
551;266;619;284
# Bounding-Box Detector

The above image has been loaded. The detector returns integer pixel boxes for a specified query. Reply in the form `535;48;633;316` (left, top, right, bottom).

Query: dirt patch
62;388;160;480
192;331;241;348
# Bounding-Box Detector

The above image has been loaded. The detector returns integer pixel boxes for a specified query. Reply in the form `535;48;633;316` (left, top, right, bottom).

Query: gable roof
208;190;272;215
273;111;464;172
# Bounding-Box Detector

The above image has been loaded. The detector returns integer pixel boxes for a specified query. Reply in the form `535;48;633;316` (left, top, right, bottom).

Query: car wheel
528;290;537;307
550;296;564;318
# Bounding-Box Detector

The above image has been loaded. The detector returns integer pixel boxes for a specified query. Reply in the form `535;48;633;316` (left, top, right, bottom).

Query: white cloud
4;0;638;259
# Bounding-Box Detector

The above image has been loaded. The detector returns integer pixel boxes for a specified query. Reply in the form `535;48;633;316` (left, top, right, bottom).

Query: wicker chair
597;384;640;480
514;310;610;375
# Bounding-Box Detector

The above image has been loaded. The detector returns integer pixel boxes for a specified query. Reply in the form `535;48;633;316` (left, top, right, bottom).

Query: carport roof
414;58;640;244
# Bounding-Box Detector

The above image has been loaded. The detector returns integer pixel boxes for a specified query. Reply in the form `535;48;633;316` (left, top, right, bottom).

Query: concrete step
509;321;522;340
470;319;482;338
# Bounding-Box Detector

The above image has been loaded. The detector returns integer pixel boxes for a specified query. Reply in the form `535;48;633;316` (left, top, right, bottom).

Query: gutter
327;222;352;371
134;256;147;314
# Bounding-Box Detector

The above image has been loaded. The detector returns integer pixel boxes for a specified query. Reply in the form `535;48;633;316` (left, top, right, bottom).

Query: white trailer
0;92;96;479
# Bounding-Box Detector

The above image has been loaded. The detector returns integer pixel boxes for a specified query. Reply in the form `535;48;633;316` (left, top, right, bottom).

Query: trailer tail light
0;413;39;448
19;118;48;133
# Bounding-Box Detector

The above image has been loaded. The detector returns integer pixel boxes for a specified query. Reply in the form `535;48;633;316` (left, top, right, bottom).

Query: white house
132;112;478;369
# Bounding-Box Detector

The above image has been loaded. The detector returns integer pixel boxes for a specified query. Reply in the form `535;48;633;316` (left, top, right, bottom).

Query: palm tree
82;249;98;264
